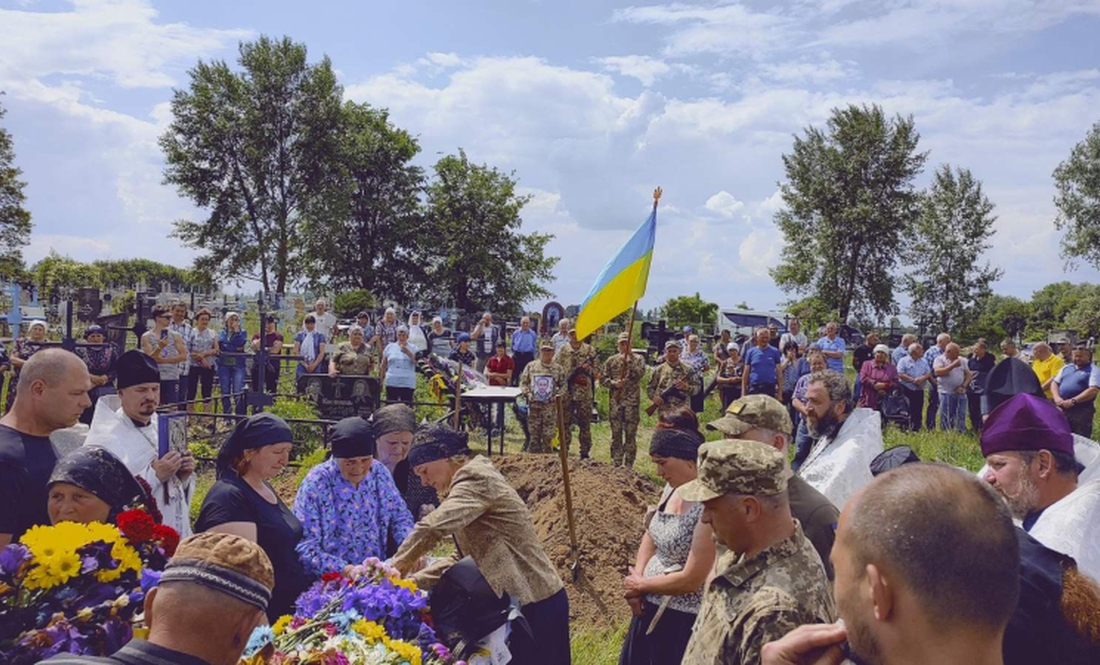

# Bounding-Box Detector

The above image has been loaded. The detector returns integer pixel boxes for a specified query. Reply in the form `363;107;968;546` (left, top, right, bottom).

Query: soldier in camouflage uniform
554;328;598;458
519;341;565;454
646;340;699;414
600;332;645;467
678;440;836;665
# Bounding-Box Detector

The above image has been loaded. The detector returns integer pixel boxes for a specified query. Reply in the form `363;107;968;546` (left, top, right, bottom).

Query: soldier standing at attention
520;341;564;454
647;340;698;414
601;332;645;467
554;327;598;459
678;440;836;664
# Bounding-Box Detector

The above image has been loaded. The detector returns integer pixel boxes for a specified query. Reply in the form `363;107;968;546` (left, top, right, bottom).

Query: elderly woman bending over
372;404;438;519
391;424;570;665
293;417;414;575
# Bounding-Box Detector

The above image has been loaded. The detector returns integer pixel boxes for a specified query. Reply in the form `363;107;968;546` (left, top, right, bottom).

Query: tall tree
661;292;718;329
301;102;425;300
160;36;343;294
1053;121;1100;268
93;258;213;291
1028;281;1084;335
771;104;926;322
31;251;103;302
421;150;557;313
0;97;32;281
903;165;1003;333
963;294;1030;343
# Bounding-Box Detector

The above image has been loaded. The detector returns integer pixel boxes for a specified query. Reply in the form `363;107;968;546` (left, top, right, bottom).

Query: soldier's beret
677;439;787;502
707;395;792;438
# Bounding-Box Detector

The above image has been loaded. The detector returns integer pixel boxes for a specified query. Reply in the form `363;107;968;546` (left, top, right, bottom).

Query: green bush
268;396;325;459
333;290;374;318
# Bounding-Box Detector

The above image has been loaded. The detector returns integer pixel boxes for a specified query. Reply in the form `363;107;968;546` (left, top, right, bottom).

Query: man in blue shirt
897;343;933;432
1052;346;1100;438
510;316;538;387
815;322;846;374
923;333;951;430
742;328;783;399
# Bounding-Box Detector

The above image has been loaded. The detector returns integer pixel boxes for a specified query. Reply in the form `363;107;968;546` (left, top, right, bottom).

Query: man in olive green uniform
519;341;565;454
554;328;598;459
678;439;836;665
600;332;645;467
646;340;698;414
706;394;840;580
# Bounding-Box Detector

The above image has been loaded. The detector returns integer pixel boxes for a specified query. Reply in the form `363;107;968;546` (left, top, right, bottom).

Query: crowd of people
1;309;1100;665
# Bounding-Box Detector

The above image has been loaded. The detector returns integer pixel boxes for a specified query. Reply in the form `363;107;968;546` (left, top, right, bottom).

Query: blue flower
140;569;162;594
0;543;31;577
242;625;274;657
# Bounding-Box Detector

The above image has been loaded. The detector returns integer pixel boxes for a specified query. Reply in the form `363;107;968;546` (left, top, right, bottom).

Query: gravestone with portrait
296;374;382;419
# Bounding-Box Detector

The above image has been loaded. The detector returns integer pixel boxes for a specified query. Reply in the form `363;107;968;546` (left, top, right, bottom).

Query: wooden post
556;394;581;580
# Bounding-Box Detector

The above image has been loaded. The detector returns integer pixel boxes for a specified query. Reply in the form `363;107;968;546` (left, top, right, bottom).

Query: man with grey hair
471;311;499;372
510;315;538;386
924;332;952;430
796;370;884;510
814;322;846;374
933;342;972;433
897;342;932;432
312;298;337;341
376;307;399;353
0;349;92;547
891;333;916;365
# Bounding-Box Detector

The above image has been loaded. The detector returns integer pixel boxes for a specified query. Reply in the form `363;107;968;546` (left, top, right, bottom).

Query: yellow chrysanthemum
84;521;123;544
383;637;422;665
271;615;293;636
43;550;82;585
351;619;387;644
22;563;61;590
392;577;418;593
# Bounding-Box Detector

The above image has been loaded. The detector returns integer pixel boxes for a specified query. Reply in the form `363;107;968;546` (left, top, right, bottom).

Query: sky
1;0;1099;318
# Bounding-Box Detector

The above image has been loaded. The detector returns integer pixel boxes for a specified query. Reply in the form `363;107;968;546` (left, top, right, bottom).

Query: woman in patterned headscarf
7;320;49;410
48;447;149;525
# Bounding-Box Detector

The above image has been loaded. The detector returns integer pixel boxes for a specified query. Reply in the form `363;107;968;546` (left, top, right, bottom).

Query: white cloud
758;58;854;83
738;228;782;278
0;0;249;88
704;190;745;218
596;55;673;87
612;3;797;57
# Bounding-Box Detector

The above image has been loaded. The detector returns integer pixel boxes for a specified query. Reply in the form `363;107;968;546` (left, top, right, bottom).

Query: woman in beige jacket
391;424;569;664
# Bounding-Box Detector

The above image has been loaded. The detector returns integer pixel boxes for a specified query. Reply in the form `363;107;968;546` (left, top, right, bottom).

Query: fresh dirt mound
492;454;661;628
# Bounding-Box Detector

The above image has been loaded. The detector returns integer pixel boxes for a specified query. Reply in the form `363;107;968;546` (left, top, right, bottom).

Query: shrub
333;290;374;318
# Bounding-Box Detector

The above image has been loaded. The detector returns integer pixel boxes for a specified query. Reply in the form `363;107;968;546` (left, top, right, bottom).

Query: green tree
962;294;1030;344
782;296;835;333
1027;281;1084;335
93;258;212;291
0;97;32;281
160;36;344;294
301;102;425;300
332;289;374;318
661;292;718;330
903;165;1002;333
1064;285;1100;340
1053;121;1100;268
771;104;927;321
421;149;557;313
31;251;104;301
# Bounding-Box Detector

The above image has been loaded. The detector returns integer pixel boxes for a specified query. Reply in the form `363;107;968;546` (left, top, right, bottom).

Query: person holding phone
141;304;188;407
84;350;195;537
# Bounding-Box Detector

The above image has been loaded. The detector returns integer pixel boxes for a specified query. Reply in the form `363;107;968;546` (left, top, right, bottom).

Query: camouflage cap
677;439;787;502
664;339;681;350
540;339;554;350
706;394;792;438
617;332;630;343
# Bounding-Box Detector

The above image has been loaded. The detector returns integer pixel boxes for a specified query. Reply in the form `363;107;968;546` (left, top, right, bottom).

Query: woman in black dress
195;413;312;621
371;403;438;521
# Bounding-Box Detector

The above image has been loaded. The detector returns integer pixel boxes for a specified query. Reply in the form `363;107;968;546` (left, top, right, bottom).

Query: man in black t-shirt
0;348;93;547
851;332;880;403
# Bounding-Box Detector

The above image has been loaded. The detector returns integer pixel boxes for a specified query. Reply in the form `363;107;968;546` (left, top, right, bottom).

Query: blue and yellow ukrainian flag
574;205;657;340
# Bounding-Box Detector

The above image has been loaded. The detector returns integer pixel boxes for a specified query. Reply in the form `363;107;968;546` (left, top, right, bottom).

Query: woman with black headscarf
372;404;438;519
48;447;148;525
391;424;570;665
292;417;414;576
76;324;118;424
619;420;715;665
195;413;312;621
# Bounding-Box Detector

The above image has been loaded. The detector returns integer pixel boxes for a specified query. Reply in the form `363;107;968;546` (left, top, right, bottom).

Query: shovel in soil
555;395;582;582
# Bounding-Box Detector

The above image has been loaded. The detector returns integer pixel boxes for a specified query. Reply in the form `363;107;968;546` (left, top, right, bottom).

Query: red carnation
117;509;156;544
321;571;342;583
152;524;181;557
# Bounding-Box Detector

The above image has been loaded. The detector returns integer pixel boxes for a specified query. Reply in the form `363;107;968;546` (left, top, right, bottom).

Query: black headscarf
649;428;704;461
215;413;294;478
49;447;147;520
372;403;418;438
407;424;471;467
329;417;375;459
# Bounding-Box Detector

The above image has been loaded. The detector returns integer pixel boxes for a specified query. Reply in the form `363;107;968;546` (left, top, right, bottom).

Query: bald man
0;348;92;547
762;463;1020;665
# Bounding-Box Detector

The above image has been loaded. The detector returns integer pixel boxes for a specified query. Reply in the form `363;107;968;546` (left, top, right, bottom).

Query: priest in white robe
796;370;884;510
980;393;1100;581
84;350;195;537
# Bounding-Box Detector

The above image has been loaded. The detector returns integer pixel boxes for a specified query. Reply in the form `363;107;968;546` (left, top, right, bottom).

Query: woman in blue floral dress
293;417;414;575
